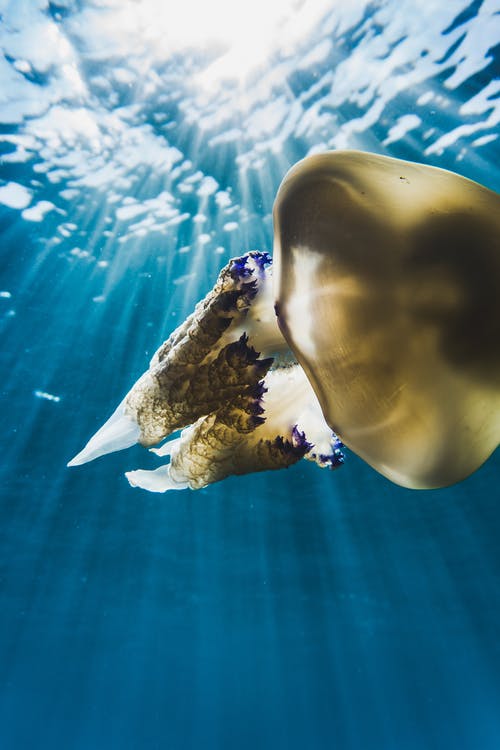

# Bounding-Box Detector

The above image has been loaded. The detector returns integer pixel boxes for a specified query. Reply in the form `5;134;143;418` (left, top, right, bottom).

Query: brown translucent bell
273;150;500;488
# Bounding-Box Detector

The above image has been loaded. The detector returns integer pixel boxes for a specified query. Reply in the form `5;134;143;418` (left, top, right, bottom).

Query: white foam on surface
22;201;56;222
197;176;219;197
383;114;422;146
0;0;497;257
0;182;32;209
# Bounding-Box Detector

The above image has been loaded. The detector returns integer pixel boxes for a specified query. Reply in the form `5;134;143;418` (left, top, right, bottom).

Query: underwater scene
1;1;500;748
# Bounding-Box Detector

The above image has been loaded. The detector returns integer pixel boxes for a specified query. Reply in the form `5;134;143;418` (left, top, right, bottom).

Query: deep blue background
1;1;500;748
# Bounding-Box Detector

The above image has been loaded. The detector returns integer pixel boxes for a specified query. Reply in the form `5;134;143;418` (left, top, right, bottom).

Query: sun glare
115;0;332;87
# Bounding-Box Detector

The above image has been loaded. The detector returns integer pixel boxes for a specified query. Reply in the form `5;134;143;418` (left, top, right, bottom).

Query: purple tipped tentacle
318;436;345;469
291;424;313;454
229;252;271;297
230;254;252;279
246;381;268;399
275;428;311;460
249;250;272;272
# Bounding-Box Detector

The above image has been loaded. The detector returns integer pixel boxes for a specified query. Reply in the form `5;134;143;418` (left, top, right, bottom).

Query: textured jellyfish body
273;150;500;488
69;252;344;492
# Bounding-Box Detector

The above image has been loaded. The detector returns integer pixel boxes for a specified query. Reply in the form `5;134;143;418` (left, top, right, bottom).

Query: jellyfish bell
273;150;500;488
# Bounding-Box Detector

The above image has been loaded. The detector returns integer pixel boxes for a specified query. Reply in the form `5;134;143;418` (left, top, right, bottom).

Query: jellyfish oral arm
67;251;344;492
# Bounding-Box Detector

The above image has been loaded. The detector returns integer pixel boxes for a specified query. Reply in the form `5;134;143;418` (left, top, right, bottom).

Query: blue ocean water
1;1;500;748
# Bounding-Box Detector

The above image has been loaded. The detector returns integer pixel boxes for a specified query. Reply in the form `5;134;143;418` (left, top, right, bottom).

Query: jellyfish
68;150;500;491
